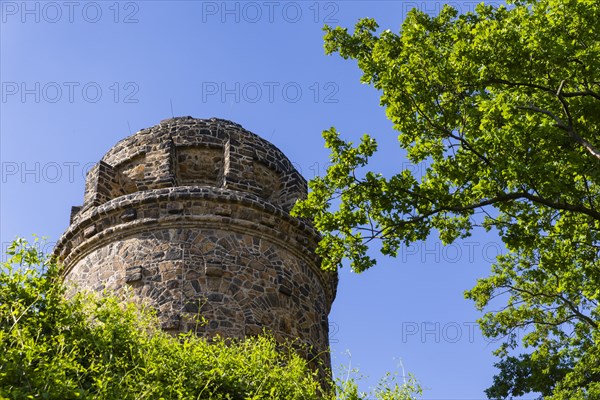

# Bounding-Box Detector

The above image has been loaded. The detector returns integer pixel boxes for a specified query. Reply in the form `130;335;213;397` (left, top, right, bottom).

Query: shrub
0;238;421;399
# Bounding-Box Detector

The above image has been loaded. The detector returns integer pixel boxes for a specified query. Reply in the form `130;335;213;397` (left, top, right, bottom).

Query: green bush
0;238;421;399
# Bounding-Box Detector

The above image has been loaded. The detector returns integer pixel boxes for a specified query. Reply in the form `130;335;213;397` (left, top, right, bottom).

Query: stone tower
54;116;337;368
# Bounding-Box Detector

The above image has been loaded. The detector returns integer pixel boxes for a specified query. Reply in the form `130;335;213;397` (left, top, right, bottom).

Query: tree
0;237;422;399
292;1;600;398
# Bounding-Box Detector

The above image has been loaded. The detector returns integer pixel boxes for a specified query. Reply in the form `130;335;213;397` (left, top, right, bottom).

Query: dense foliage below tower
0;238;420;399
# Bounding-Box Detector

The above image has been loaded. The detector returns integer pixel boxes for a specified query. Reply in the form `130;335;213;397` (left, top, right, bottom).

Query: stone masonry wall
54;117;337;370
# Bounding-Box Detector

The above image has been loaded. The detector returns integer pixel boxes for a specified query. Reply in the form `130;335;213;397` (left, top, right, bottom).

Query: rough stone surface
54;117;338;372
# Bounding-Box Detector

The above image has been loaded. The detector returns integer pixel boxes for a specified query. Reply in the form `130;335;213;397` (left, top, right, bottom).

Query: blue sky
0;1;533;399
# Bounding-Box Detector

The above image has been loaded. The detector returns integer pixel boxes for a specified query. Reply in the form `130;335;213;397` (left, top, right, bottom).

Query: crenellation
70;206;82;224
83;161;117;208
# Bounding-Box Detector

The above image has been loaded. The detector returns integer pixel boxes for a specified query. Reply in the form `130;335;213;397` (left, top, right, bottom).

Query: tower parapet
54;117;337;368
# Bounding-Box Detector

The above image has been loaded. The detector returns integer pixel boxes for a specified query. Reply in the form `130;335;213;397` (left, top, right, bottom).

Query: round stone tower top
75;116;307;219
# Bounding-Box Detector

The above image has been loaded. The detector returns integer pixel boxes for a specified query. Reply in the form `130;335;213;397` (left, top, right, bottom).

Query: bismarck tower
54;117;338;368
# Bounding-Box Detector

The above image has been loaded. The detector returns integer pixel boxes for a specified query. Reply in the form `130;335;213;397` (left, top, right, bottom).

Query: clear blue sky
1;1;534;399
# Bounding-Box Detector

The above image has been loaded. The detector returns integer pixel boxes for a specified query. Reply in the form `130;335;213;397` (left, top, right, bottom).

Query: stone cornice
54;186;337;306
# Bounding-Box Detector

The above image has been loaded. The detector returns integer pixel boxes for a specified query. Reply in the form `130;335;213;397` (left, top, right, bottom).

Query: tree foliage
292;1;600;398
0;238;422;400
